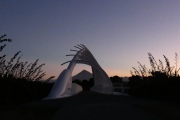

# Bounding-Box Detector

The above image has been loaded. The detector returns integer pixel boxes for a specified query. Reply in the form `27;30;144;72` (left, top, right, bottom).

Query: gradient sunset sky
1;0;180;79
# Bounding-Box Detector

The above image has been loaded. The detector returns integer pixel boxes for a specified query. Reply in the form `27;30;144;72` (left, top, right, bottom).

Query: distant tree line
73;78;94;91
72;75;123;91
110;75;122;83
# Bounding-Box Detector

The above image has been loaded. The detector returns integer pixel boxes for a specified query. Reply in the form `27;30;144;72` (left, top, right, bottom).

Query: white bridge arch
45;44;113;99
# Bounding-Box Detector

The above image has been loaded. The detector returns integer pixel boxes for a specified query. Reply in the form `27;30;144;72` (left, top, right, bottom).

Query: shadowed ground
1;91;180;120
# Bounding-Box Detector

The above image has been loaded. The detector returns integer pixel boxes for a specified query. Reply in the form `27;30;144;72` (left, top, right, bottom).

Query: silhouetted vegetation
73;76;125;92
129;53;180;102
73;78;94;91
0;35;55;107
110;75;122;83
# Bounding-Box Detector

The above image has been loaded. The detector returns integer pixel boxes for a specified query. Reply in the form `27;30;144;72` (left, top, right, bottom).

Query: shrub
110;75;122;83
72;78;94;91
0;35;55;82
0;34;55;107
130;53;180;102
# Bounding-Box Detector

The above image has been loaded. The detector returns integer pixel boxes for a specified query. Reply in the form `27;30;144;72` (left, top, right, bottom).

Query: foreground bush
0;35;55;107
129;53;180;102
0;76;54;107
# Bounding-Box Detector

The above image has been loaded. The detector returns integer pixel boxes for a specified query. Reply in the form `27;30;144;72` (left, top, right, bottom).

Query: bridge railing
112;83;129;95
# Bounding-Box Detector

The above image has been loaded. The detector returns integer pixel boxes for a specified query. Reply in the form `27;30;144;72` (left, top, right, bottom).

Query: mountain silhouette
72;70;93;81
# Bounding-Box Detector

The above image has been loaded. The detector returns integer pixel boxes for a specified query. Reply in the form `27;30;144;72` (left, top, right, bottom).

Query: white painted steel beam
45;44;113;99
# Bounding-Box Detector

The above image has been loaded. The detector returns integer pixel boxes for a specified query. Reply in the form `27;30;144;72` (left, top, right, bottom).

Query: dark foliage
110;75;122;83
0;35;55;107
72;78;94;91
0;76;54;107
73;79;82;86
130;53;180;102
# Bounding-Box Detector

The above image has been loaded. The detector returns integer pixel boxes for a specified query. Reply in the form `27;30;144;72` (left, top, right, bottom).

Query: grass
130;53;180;77
129;53;180;101
0;34;55;107
0;34;55;81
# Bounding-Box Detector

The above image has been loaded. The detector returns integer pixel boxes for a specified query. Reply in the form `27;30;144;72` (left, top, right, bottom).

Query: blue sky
1;0;180;79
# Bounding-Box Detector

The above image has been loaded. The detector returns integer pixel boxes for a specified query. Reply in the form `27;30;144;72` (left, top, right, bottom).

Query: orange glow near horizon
43;55;180;80
103;68;131;77
44;63;131;80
